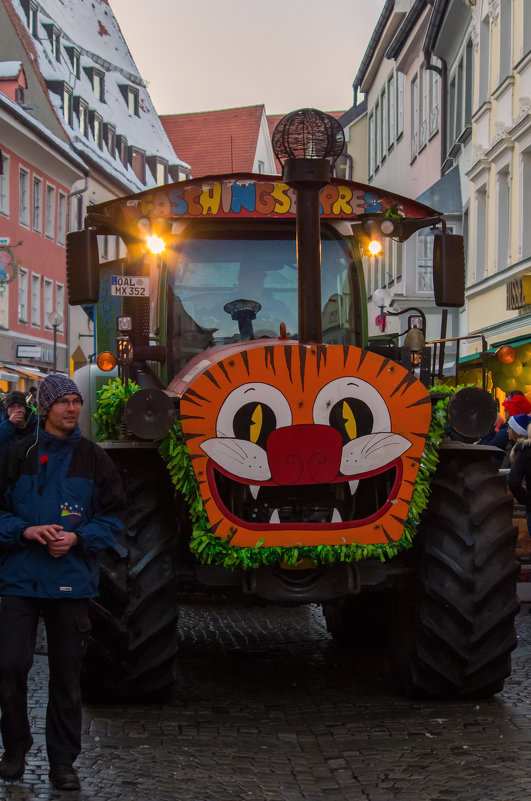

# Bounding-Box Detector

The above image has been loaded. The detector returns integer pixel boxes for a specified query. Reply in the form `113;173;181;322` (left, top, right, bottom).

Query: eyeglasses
53;398;83;409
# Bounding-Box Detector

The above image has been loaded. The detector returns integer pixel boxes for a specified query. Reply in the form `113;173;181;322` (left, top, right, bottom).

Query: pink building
0;64;86;392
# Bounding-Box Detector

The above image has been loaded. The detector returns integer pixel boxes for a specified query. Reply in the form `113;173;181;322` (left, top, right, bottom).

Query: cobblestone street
1;593;530;801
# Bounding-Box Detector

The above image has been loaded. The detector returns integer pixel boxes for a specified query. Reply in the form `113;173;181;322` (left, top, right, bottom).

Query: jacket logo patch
59;587;72;592
60;503;83;518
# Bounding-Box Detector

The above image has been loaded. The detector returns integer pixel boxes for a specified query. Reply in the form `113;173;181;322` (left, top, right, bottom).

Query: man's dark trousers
0;596;91;764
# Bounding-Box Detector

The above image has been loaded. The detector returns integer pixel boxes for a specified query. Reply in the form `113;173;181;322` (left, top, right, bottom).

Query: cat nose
266;425;342;485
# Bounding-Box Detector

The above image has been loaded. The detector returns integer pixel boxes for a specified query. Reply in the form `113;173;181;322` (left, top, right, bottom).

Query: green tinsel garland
96;378;459;570
94;377;140;441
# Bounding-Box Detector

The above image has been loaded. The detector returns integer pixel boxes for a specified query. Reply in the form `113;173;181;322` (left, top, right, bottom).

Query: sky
109;0;387;116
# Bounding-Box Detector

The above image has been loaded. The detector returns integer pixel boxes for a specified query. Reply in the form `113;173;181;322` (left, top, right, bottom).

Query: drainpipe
424;55;447;169
67;176;90;373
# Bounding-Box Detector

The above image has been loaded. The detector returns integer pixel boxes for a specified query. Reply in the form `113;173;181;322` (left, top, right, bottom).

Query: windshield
166;222;362;374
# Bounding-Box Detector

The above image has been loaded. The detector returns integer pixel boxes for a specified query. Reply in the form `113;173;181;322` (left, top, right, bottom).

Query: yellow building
465;0;531;392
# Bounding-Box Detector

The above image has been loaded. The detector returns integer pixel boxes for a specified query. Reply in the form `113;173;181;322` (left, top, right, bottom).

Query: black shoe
48;764;80;791
0;751;26;781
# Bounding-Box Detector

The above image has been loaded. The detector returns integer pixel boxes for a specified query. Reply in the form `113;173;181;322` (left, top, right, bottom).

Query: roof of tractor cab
86;173;440;237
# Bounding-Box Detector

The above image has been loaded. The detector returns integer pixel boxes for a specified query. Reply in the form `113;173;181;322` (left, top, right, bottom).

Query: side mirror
432;233;465;307
66;230;100;305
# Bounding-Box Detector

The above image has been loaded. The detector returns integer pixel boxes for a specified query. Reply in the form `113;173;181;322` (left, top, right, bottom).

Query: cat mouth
207;461;401;529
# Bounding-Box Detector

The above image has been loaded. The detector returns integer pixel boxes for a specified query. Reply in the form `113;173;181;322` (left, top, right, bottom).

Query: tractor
66;110;519;701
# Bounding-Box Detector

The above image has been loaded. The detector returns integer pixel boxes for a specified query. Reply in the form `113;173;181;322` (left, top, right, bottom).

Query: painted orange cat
178;343;431;549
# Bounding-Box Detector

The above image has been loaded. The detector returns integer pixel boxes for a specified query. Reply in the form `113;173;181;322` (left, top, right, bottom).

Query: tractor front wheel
389;446;520;699
82;448;181;701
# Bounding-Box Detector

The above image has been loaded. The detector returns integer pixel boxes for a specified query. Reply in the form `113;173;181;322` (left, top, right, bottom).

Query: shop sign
506;275;531;310
16;345;42;359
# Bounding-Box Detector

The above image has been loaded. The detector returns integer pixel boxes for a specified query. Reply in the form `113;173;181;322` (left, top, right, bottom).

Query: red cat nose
266;424;342;485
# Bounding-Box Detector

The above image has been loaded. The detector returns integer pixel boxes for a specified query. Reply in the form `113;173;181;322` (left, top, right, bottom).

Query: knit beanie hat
503;394;531;416
38;374;83;417
4;390;27;410
507;414;531;438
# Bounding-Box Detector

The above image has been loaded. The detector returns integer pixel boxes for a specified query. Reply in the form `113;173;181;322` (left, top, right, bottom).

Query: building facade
0;0;188;379
464;0;531;389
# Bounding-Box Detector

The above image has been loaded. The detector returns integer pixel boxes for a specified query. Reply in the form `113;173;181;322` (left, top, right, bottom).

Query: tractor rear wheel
389;446;520;699
82;448;181;701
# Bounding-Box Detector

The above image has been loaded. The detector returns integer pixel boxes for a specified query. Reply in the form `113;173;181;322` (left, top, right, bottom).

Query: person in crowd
0;374;126;791
507;414;531;538
503;389;531;417
0;390;38;453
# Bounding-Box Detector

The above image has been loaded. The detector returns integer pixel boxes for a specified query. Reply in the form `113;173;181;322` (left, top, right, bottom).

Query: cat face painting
179;344;431;548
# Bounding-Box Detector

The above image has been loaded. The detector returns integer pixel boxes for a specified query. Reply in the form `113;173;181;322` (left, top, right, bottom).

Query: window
478;15;490;105
66;47;81;79
89;111;103;148
397;72;404;137
63;85;72;125
257;160;265;174
53;29;61;62
380;88;387;158
0;284;8;329
31;273;40;326
45;184;56;239
475;185;488;282
99;235;109;260
148;156;168;185
116;135;128;166
522;150;531;258
103;123;116;156
447;39;474;156
417;230;434;292
420;68;428;149
28;1;37;36
0;153;9;216
56;284;64;331
499;0;512;83
374;100;380;167
57;192;66;245
92;70;105;102
525;0;531;57
44;279;53;328
429;69;440;137
15;86;25;104
130;147;146;183
496;168;510;271
119;85;139;116
18;268;28;322
19;167;29;226
387;74;395;148
368;113;375;176
32;175;42;232
411;74;419;161
156;161;167;184
75;98;88;137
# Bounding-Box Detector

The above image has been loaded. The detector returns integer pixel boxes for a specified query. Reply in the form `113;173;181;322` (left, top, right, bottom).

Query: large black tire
389;445;520;699
82;447;182;701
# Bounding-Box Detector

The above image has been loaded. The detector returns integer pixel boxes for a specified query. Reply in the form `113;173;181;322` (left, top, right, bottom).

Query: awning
0;370;18;383
416;166;462;214
0;363;48;380
457;335;531;365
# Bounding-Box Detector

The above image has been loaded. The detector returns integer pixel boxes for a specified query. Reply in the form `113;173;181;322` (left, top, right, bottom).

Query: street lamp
47;310;64;372
272;109;344;344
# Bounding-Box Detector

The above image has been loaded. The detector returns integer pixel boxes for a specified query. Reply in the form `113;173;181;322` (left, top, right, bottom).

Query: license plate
111;276;149;296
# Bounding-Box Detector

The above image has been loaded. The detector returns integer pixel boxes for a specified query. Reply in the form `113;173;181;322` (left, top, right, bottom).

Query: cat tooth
348;480;359;495
250;485;260;499
332;508;342;523
269;509;280;524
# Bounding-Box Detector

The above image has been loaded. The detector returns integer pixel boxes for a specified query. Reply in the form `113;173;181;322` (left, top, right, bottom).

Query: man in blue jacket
0;374;126;791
